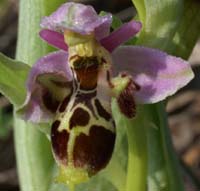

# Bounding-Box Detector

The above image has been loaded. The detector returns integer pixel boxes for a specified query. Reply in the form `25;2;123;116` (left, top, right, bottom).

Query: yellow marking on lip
55;163;89;189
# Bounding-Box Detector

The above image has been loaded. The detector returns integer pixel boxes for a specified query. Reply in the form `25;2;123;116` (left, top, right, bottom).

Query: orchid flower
17;2;193;187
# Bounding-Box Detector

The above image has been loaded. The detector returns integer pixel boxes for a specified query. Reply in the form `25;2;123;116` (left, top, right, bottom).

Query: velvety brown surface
51;120;69;165
95;99;112;121
69;107;90;129
73;125;115;175
74;61;99;90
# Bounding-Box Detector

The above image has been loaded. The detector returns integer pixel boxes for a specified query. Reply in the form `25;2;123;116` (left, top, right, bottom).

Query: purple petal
101;20;142;52
18;51;73;123
40;2;112;40
112;46;194;104
39;29;68;51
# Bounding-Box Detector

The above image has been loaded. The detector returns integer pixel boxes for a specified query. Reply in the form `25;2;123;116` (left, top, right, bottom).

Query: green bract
0;53;30;107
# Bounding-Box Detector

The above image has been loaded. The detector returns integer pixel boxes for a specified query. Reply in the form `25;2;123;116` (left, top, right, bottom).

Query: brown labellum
51;120;69;165
73;125;115;175
69;108;90;129
50;53;116;181
94;99;111;121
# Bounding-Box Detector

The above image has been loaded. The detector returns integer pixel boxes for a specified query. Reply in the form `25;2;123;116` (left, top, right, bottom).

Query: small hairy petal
117;78;139;118
17;51;72;123
112;46;194;104
39;29;68;50
101;20;142;52
40;2;112;40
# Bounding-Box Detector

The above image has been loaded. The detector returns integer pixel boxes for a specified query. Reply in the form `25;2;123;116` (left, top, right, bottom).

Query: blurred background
0;0;199;190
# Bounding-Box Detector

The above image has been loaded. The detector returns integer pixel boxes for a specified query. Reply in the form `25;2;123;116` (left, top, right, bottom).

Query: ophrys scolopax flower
18;2;194;186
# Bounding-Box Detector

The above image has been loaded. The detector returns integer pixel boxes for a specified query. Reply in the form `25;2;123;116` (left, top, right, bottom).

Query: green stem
103;155;126;191
14;118;54;191
15;0;66;191
125;107;147;191
156;103;185;191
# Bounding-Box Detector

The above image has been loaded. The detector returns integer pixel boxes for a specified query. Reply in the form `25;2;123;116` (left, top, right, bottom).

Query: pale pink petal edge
112;46;194;104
